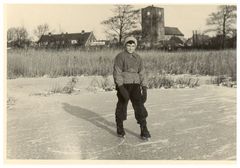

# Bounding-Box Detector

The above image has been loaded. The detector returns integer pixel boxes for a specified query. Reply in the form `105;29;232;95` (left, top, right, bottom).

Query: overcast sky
5;4;219;40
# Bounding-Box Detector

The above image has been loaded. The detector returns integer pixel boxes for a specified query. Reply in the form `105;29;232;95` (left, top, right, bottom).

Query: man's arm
113;54;129;101
113;54;124;87
139;57;148;103
139;57;148;87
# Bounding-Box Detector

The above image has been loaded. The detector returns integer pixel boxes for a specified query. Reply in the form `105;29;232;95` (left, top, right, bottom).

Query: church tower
141;5;165;47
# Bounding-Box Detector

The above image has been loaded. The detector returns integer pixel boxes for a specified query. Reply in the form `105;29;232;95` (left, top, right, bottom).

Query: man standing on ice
113;36;151;140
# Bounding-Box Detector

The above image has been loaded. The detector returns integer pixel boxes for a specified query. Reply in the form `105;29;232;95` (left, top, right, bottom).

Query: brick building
140;5;184;49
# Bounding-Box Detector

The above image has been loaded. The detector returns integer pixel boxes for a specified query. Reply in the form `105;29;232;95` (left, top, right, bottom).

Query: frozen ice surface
7;77;236;160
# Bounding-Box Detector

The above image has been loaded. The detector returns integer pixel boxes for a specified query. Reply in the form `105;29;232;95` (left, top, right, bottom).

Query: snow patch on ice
152;123;165;126
135;139;169;146
176;125;210;135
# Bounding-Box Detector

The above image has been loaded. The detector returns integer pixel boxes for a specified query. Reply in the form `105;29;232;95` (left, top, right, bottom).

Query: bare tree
16;27;29;41
7;27;28;41
34;23;50;39
101;5;140;45
7;26;29;47
206;5;236;49
7;27;17;42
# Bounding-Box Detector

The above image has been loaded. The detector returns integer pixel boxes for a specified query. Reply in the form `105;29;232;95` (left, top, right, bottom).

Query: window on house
71;40;77;44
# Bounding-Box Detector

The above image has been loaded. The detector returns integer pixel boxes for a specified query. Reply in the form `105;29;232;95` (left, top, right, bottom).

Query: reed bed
7;49;236;81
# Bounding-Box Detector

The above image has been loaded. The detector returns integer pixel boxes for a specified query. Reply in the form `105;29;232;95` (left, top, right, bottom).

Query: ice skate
140;125;151;141
117;122;126;138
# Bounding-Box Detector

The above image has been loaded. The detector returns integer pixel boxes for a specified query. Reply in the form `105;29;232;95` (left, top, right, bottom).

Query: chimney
48;32;52;36
81;30;85;34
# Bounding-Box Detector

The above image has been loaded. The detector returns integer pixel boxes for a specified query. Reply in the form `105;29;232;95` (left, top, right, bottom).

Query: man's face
125;43;136;54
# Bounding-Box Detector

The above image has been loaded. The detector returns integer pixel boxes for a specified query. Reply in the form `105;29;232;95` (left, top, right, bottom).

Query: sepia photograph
4;0;237;164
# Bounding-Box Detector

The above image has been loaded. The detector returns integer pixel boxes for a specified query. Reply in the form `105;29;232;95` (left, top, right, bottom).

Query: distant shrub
87;76;115;92
7;96;16;109
148;75;174;89
211;75;237;88
147;74;200;89
174;77;200;88
49;77;77;94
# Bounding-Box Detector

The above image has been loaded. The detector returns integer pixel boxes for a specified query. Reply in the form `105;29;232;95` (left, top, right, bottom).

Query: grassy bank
7;49;236;81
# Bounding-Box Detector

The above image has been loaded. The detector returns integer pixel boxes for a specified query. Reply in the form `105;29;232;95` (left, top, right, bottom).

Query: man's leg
115;86;129;137
130;84;151;139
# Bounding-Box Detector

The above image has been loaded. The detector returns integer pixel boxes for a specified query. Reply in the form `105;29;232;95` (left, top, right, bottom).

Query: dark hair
126;40;135;45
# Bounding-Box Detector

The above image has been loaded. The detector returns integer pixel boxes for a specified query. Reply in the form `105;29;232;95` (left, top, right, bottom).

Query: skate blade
117;134;126;138
141;136;151;141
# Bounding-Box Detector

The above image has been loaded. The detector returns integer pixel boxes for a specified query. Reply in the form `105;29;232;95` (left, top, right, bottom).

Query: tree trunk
222;13;226;49
119;34;122;46
119;25;123;46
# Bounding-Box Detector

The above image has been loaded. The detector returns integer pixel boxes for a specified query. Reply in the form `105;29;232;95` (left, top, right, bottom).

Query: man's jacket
113;51;147;87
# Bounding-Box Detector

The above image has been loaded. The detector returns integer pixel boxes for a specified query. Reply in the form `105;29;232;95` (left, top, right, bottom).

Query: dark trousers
115;84;148;125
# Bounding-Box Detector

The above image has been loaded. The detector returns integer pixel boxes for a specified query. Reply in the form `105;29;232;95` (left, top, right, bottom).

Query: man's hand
142;86;147;103
118;85;129;101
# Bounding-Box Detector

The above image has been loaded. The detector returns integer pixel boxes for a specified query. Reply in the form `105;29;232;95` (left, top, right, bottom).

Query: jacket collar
124;50;137;58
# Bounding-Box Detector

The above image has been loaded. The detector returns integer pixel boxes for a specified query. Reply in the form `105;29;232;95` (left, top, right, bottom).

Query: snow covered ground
6;76;236;160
